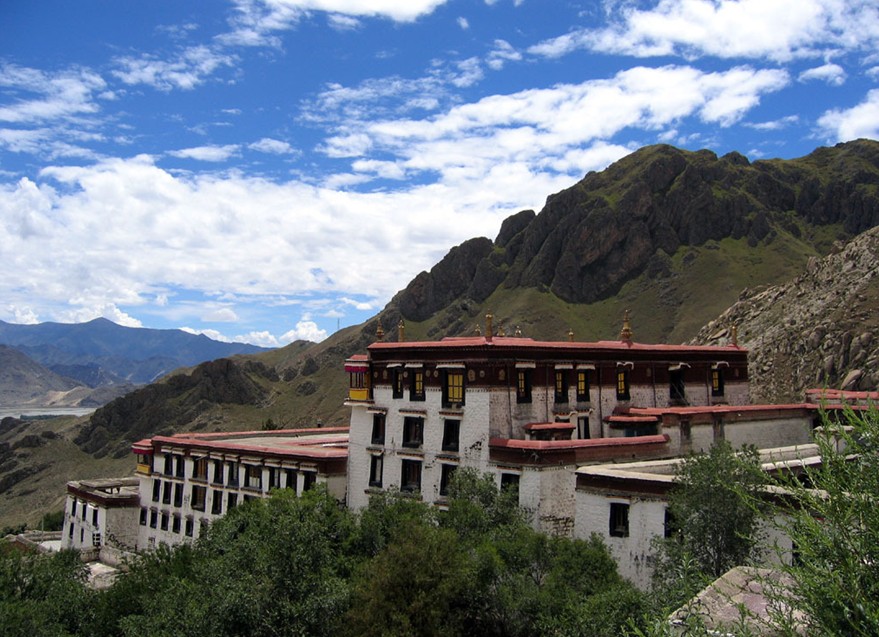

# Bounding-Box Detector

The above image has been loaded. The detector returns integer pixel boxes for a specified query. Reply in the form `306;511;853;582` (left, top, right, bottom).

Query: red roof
368;335;745;354
490;434;669;452
131;428;349;461
523;422;576;431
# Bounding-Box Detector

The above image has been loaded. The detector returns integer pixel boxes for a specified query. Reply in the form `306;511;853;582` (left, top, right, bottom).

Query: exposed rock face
396;237;494;321
692;226;879;403
394;140;879;320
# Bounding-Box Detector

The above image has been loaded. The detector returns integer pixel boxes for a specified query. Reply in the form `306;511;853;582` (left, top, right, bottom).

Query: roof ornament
375;323;385;341
497;323;506;337
731;324;738;347
485;312;493;342
568;328;574;342
474;323;482;336
397;318;405;342
514;326;522;337
620;310;634;343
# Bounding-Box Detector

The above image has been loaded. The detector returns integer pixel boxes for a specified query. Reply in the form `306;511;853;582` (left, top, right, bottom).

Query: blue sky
1;0;877;346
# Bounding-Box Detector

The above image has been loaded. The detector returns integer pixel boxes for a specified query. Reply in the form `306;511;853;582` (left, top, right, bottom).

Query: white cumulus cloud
818;88;879;141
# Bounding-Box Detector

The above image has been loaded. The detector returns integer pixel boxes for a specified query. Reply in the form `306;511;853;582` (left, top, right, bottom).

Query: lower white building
574;443;823;589
62;477;140;554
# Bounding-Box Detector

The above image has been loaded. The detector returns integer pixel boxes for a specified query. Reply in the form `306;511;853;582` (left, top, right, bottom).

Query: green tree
114;486;357;637
651;441;765;609
0;549;94;637
759;408;879;635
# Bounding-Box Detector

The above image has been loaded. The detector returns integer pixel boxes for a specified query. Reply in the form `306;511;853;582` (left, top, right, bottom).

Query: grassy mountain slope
3;139;879;529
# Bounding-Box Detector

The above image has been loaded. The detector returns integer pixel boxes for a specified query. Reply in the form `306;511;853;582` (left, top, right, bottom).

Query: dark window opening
268;467;281;490
139;508;147;526
711;368;725;397
227;493;238;509
576;370;590;402
303;472;317;491
226;462;239;487
211;490;223;515
152;479;160;502
245;465;262;490
193;458;208;481
403;416;424;448
401;459;422;493
442;419;460;452
163;453;173;475
670;369;686;403
409;369;425;401
578;416;591;440
371;413;386;445
440;463;456;497
500;473;520;497
162;481;172;505
616;369;631;401
185;518;194;537
369;455;383;488
516;369;532;404
442;370;465;407
149;510;158;529
212;460;224;484
191;486;206;512
172;515;181;534
392;369;404;399
160;512;169;531
174;483;184;507
664;508;677;539
609;502;629;537
554;369;569;404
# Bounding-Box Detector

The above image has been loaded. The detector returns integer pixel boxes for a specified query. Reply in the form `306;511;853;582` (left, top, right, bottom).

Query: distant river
0;407;96;419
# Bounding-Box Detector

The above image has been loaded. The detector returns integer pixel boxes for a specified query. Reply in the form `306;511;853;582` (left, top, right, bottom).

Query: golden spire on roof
474;323;482;336
731;324;738;347
514;326;522;337
397;318;405;342
376;323;385;341
568;328;574;342
485;312;493;342
619;310;633;343
497;323;506;337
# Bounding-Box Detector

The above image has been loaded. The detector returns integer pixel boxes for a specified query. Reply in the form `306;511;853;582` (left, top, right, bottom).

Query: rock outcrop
693;227;879;403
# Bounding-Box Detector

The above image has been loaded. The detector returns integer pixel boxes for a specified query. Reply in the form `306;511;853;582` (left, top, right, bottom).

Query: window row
370;414;460;452
68;499;100;526
367;456;520;501
607;502;676;539
516;369;593;404
389;369;466;407
151;472;317;508
154;461;316;491
140;507;200;537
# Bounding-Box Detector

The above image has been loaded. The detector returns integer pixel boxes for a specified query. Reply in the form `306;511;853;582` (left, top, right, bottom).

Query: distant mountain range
0;318;270;409
3;139;879;528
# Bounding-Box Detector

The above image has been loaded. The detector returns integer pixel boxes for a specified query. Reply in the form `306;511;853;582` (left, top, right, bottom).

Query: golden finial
568;328;574;342
485;313;493;342
731;324;738;347
397;318;405;342
474;323;482;336
514;326;522;337
376;323;385;341
497;323;506;337
620;310;633;343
